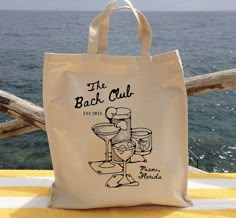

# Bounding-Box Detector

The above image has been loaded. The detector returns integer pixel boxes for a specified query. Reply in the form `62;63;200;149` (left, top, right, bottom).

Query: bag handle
99;6;152;55
87;0;152;56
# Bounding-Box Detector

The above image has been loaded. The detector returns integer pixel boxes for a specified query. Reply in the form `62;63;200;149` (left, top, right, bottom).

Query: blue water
0;11;235;172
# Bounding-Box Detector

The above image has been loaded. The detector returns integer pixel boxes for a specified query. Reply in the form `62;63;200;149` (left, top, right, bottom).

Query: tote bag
43;0;192;209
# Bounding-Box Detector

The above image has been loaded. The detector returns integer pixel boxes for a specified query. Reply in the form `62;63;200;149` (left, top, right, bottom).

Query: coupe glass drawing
92;123;121;168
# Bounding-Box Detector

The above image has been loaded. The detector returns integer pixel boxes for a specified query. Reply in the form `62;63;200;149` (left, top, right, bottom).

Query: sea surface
0;11;235;172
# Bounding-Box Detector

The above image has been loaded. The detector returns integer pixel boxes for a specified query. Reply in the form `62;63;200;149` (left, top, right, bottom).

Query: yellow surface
0;170;54;177
188;189;236;199
0;187;51;197
0;171;235;218
188;173;236;179
0;208;235;218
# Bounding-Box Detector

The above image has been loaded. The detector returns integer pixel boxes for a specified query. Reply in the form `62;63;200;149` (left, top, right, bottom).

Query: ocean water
0;11;235;172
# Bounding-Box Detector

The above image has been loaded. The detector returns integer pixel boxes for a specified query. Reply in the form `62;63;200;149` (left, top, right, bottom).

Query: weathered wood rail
0;68;236;140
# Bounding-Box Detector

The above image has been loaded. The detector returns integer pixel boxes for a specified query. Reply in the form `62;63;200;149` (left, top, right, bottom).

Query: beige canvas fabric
43;0;192;209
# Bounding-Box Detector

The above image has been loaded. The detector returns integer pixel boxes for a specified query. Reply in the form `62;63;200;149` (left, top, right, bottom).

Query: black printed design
88;107;152;188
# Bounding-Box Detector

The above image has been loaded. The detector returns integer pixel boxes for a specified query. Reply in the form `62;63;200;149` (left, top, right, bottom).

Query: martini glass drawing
105;142;139;188
92;123;120;168
113;143;135;184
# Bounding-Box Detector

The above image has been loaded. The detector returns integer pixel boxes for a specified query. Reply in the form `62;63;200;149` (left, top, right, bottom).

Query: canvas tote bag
43;0;192;209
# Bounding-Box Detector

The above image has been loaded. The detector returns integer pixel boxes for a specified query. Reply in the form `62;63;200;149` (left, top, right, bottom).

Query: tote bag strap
97;6;152;55
87;0;152;56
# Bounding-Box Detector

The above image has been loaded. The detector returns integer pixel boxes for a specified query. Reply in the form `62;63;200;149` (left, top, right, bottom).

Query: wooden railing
0;68;236;140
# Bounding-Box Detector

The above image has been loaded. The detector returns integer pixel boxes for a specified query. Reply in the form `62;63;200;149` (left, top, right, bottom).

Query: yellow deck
0;170;235;218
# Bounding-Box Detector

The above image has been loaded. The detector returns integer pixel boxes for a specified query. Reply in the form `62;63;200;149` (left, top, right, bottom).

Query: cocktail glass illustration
89;106;153;188
105;107;131;145
113;143;135;184
130;128;152;163
92;123;120;168
105;142;139;188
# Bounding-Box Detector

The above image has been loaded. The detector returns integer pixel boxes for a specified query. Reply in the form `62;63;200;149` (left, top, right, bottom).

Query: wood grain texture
0;119;39;139
185;69;236;96
0;90;45;131
0;69;235;139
